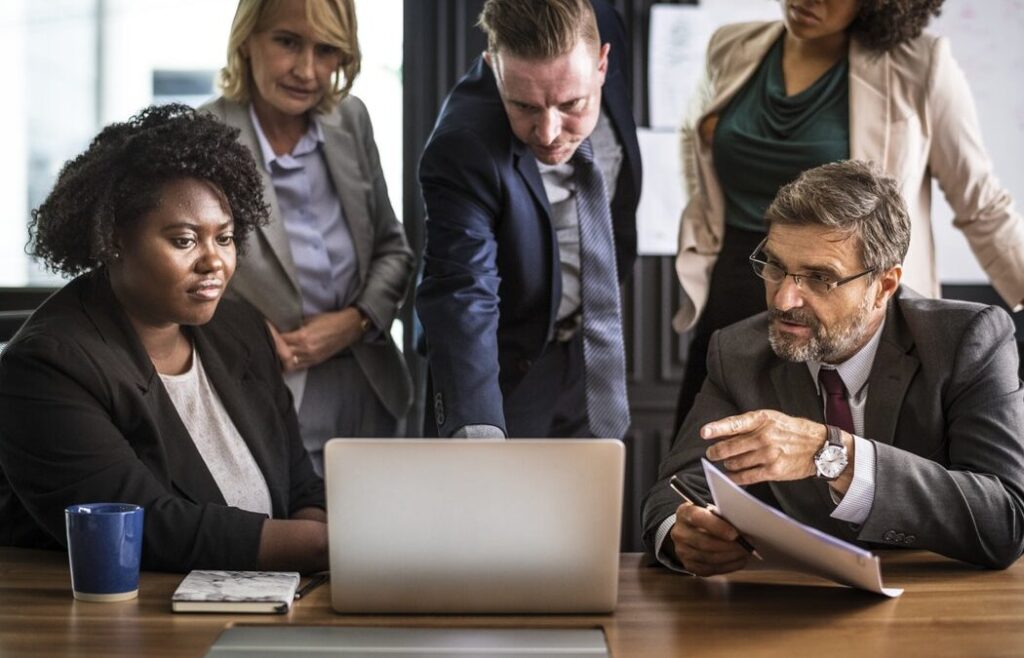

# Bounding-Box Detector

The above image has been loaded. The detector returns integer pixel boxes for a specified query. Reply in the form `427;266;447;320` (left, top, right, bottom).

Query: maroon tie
818;368;854;434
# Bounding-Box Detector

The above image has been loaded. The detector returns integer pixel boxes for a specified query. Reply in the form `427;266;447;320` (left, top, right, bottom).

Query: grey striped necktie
572;138;630;439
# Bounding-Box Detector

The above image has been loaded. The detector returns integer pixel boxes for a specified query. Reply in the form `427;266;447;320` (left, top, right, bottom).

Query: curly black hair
29;103;268;276
850;0;945;52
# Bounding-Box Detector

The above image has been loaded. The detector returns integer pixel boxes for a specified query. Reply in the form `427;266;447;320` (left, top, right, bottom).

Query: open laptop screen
324;438;624;614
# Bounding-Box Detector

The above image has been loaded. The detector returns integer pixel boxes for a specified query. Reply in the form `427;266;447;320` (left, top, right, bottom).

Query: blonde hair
219;0;361;113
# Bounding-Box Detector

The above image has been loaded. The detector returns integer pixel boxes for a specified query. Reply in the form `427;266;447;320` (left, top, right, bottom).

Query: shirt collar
248;105;324;171
807;317;886;398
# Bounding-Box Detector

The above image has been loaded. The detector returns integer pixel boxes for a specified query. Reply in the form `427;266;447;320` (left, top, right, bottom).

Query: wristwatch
813;425;849;480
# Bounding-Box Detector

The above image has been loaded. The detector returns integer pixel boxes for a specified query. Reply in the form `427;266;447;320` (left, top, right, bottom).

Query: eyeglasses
748;237;875;296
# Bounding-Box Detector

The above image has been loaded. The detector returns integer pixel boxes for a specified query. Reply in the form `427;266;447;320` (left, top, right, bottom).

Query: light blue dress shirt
249;106;360;317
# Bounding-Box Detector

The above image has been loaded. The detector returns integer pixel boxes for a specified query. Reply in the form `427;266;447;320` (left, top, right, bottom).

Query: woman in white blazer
203;0;414;472
673;0;1024;432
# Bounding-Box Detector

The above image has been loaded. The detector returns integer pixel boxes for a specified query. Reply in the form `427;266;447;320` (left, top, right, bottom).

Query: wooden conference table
1;548;1022;657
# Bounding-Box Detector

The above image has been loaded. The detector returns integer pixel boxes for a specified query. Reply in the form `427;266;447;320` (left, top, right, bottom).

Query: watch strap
825;424;844;448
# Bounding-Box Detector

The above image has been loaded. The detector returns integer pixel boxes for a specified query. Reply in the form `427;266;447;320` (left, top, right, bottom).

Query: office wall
929;1;1024;284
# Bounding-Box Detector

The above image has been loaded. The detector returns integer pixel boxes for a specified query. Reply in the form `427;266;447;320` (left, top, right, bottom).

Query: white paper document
636;128;684;256
702;459;903;597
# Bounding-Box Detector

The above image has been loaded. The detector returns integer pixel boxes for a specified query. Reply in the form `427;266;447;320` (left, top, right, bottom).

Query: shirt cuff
353;303;383;342
830;435;876;525
653;514;690;573
451;424;506;439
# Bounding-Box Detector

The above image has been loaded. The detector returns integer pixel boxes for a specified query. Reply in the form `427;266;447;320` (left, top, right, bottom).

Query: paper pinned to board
702;459;903;597
648;1;781;129
636;128;684;256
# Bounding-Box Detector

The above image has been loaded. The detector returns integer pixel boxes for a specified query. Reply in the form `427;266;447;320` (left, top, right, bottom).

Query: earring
112;250;121;261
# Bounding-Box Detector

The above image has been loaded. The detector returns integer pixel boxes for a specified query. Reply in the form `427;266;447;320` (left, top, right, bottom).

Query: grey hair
764;160;910;272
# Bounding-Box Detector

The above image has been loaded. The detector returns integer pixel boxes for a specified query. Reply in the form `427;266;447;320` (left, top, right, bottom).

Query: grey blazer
642;287;1024;569
201;96;413;420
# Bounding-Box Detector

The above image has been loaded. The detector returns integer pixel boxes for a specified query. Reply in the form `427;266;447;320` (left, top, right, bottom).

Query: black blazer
416;0;642;435
0;270;324;572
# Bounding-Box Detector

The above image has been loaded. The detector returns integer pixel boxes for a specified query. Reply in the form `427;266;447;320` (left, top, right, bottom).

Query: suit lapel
769;359;823;423
512;138;552;223
191;325;287;516
149;372;228;508
80;272;227;506
319;111;371;287
79;270;157;395
512;143;561;323
224;101;302;294
849;39;891;168
600;68;639;194
706;23;784;118
863;301;919;446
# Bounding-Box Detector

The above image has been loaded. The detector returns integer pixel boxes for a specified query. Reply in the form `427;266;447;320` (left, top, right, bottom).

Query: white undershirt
160;348;273;517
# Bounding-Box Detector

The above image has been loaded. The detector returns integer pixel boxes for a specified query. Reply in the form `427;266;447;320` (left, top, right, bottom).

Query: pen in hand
669;475;763;561
294;573;329;600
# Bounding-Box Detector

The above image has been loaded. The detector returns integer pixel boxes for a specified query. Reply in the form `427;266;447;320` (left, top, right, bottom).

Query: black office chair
0;310;32;352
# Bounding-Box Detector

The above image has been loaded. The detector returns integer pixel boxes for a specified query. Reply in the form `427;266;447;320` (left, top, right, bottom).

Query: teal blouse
712;35;850;233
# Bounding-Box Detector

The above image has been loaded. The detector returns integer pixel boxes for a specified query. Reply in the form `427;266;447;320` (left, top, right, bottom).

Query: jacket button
883;530;896;542
433;392;445;426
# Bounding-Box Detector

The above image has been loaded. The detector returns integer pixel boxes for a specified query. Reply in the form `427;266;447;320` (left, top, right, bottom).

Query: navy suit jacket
417;0;641;436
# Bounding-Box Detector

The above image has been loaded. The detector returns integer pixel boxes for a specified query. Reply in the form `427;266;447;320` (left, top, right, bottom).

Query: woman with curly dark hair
0;104;328;573
669;0;1024;436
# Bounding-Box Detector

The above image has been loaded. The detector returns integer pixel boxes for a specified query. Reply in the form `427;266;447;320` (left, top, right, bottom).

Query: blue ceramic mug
65;503;144;602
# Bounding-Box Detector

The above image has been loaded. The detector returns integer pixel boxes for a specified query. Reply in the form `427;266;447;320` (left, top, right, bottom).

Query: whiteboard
929;0;1024;283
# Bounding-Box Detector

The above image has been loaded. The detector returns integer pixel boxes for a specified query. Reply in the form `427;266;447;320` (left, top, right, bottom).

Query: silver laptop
324;438;624;614
206;627;611;657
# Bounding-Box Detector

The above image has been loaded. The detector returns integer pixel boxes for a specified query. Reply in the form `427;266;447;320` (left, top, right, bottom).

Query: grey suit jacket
643;287;1024;569
201;96;413;420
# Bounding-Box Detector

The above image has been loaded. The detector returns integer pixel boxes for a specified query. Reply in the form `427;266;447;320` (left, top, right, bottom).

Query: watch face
816;444;848;479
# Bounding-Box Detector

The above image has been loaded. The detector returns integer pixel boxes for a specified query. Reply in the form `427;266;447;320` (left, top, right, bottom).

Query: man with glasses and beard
643;160;1024;573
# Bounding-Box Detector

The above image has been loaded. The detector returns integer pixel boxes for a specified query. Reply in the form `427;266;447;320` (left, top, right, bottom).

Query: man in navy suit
417;0;641;438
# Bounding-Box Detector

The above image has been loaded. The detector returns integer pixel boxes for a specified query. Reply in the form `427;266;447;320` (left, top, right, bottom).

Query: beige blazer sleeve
925;38;1024;309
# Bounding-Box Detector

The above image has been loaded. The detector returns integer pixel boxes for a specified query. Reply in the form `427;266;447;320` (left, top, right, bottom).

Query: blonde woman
203;0;413;471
